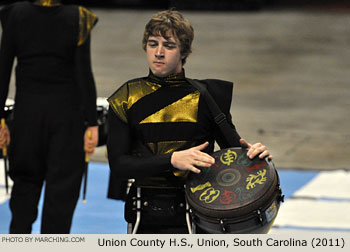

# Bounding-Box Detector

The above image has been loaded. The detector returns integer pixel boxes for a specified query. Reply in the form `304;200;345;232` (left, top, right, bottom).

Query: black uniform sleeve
107;107;173;179
75;35;97;126
0;5;15;119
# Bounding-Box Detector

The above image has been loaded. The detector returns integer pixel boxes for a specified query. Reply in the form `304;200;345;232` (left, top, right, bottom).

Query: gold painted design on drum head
246;169;267;190
199;188;220;204
190;181;211;193
219;149;237;166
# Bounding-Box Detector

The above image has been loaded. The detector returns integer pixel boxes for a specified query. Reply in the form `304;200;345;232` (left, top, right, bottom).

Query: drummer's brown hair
142;9;194;65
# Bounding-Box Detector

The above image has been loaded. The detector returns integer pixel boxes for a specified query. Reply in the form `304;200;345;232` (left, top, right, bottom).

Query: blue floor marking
276;169;319;200
0;164;319;234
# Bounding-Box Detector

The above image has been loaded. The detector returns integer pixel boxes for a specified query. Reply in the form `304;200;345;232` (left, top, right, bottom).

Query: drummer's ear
239;138;251;149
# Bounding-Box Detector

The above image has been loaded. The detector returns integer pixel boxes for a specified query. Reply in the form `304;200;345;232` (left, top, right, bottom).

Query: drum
96;97;109;146
185;147;283;234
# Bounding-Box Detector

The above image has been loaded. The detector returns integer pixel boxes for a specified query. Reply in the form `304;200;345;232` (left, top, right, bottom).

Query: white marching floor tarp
270;170;350;233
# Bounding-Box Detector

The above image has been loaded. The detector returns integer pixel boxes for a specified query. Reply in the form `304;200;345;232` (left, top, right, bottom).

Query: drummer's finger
259;150;273;160
195;160;213;167
240;138;251;149
248;145;266;159
194;151;215;164
247;142;263;155
188;165;201;174
192;142;209;151
258;149;270;159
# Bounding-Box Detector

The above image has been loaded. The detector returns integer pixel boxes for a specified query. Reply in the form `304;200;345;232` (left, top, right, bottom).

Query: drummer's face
146;34;184;77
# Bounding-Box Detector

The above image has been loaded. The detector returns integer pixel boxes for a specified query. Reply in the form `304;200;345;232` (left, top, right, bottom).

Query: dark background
0;0;349;11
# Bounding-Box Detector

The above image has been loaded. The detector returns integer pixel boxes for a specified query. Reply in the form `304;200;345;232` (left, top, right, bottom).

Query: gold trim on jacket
78;7;98;46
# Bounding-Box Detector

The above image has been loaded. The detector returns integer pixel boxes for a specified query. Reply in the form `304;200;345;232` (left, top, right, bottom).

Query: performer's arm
107;107;173;179
75;35;97;127
75;35;98;155
0;11;15;120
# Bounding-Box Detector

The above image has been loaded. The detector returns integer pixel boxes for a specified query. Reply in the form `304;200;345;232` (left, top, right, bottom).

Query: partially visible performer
0;0;98;234
107;10;272;234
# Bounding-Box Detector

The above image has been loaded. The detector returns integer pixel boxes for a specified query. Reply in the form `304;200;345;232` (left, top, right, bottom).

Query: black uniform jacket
107;71;241;199
0;1;98;125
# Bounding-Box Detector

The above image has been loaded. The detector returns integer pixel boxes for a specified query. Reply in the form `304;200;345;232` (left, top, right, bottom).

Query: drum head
186;147;277;219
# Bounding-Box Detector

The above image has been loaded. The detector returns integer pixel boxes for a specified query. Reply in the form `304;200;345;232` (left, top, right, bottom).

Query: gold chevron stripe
140;90;200;124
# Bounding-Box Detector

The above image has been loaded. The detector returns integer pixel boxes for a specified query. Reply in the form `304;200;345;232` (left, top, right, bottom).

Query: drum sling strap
186;78;240;147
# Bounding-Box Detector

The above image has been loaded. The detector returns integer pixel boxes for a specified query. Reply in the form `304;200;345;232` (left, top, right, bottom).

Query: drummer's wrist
170;151;178;167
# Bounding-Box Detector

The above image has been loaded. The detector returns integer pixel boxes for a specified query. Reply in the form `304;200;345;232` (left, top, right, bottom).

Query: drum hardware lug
188;209;195;219
279;194;285;203
219;219;230;233
277;186;284;202
256;209;267;226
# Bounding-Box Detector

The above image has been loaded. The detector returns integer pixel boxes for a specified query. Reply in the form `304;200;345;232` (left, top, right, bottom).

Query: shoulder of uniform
196;79;233;96
107;83;129;123
0;2;25;28
107;77;146;100
77;6;98;46
197;79;234;113
107;77;147;123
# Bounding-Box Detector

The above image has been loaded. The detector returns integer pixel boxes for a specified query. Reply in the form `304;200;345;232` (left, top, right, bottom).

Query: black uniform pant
125;185;190;234
8;92;85;234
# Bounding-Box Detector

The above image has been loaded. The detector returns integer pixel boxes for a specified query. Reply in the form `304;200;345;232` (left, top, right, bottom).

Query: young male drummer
107;9;272;233
0;0;98;233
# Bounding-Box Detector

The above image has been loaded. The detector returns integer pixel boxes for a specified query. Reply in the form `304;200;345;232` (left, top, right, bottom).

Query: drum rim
192;197;281;234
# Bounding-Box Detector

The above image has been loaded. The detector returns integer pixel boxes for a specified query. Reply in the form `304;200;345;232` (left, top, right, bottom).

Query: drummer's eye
147;40;158;47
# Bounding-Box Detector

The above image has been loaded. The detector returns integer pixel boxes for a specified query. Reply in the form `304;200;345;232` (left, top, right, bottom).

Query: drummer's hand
240;138;272;160
84;126;99;156
171;142;215;174
0;122;10;149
